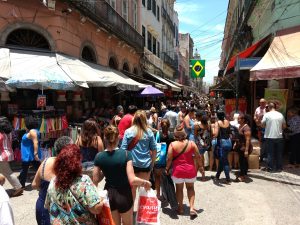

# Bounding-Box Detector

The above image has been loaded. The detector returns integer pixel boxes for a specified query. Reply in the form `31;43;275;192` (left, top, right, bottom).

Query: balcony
67;0;144;52
162;6;175;33
162;52;176;70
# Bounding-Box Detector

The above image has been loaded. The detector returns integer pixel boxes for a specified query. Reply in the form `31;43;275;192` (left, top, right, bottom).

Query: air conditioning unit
42;0;56;11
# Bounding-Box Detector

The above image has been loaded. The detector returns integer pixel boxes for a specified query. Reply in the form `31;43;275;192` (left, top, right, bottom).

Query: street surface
4;169;300;225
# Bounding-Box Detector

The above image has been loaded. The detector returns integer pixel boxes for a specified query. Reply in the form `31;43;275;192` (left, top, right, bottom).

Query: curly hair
54;144;82;191
0;117;13;134
53;136;73;156
80;118;100;147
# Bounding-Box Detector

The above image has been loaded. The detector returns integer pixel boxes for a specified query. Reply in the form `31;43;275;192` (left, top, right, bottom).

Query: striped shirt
0;133;14;161
288;115;300;136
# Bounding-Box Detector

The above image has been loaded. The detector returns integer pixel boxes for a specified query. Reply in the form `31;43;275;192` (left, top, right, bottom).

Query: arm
149;130;157;168
261;115;266;128
244;129;251;157
97;136;104;152
32;163;43;190
29;130;39;161
214;122;219;138
184;116;191;129
192;142;203;171
165;144;173;173
88;201;104;215
92;166;104;186
126;160;151;190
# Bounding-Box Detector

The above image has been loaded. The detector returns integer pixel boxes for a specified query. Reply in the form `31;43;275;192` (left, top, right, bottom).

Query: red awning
250;25;300;81
225;36;270;74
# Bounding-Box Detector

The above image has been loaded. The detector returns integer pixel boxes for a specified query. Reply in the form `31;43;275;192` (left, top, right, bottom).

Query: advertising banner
225;98;247;118
264;88;288;114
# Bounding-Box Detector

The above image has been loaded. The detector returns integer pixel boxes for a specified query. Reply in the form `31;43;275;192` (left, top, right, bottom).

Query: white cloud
175;3;203;13
214;24;225;32
203;59;220;84
179;16;199;26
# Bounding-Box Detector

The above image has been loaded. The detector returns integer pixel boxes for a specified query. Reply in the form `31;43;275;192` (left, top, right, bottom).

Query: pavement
3;167;300;225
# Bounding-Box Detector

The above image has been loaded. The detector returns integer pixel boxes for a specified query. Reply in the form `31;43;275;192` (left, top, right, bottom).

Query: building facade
0;0;143;74
179;33;194;85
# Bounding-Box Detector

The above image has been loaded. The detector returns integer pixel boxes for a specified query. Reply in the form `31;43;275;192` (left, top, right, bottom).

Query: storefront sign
264;88;288;114
37;95;47;108
225;98;247;118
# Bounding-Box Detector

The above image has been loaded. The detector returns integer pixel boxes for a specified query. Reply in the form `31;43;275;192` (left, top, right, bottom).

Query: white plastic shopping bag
136;187;161;225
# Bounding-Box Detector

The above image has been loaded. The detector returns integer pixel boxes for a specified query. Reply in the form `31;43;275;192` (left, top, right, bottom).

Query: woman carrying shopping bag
93;125;151;225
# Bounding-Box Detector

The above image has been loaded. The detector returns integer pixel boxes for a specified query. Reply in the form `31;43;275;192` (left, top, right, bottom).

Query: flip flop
190;209;198;219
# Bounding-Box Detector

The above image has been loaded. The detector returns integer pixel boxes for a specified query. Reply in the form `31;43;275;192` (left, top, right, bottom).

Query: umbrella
140;85;164;96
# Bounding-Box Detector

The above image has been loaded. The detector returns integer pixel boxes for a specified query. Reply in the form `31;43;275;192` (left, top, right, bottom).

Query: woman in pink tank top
166;125;202;218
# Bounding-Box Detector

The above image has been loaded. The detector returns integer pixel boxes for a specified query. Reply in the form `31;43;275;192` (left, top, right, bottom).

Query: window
133;0;138;29
157;41;160;58
108;0;116;9
142;0;145;7
147;0;151;10
142;26;146;46
152;0;156;16
157;6;160;21
122;0;128;21
82;46;97;63
147;32;152;51
152;37;157;55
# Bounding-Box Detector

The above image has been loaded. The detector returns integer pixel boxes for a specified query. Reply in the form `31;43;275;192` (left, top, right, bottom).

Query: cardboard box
251;146;261;156
248;154;260;169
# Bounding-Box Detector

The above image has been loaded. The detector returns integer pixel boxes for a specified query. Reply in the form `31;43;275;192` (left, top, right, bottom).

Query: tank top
38;158;50;201
171;141;197;179
80;137;98;163
218;122;231;139
21;129;41;162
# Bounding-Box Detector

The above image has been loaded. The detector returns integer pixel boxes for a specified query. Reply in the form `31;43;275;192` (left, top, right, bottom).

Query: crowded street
1;0;300;225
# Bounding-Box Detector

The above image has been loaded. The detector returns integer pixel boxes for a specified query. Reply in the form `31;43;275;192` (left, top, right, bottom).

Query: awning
144;72;181;92
164;78;184;88
57;54;146;91
250;26;300;81
4;49;76;90
225;36;270;74
210;74;236;92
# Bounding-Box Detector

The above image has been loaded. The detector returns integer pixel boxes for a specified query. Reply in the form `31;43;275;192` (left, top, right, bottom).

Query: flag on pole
190;59;205;78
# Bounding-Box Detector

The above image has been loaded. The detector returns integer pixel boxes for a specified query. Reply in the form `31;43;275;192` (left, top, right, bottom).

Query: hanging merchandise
37;95;47;108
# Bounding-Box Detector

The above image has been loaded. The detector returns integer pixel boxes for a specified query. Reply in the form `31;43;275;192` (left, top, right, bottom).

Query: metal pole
235;56;240;113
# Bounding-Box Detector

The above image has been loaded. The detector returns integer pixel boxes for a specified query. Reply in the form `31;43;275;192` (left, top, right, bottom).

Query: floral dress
45;175;100;225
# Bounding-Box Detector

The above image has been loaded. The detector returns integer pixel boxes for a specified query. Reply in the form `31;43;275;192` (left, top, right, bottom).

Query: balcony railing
162;6;175;33
162;52;176;70
67;0;144;52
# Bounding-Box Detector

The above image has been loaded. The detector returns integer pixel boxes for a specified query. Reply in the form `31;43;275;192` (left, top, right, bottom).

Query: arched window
109;57;118;70
122;62;129;72
133;67;138;75
81;46;97;63
6;28;50;50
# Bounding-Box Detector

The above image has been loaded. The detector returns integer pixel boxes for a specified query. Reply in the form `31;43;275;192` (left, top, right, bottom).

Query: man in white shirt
163;105;178;132
261;102;286;172
254;98;267;161
0;174;15;225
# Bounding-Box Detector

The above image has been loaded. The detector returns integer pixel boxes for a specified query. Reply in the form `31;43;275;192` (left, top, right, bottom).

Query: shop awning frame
225;35;270;74
250;25;300;81
144;72;181;92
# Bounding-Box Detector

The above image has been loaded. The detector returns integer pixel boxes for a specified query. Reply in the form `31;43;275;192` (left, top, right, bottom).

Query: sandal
190;209;198;219
10;188;23;197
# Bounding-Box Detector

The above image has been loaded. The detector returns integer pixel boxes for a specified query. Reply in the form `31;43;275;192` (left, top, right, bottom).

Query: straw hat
173;125;187;140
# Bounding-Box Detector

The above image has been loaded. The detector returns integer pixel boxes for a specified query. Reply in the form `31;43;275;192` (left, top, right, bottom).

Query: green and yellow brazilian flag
190;59;205;78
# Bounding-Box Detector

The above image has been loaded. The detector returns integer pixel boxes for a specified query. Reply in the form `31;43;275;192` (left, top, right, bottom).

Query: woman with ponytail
93;125;151;225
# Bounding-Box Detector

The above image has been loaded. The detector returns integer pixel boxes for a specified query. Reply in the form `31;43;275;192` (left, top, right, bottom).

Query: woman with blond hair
93;125;151;225
120;110;157;200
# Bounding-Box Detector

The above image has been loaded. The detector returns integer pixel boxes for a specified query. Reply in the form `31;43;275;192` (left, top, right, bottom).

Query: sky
174;0;229;85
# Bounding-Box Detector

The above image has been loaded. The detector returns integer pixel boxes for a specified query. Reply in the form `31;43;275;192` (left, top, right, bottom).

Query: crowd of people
0;93;299;225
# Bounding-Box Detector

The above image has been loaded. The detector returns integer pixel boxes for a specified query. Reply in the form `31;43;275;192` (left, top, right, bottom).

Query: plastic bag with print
136;187;161;225
97;190;115;225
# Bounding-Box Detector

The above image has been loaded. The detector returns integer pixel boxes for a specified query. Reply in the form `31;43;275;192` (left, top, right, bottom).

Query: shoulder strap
172;141;189;162
127;135;140;151
69;184;88;211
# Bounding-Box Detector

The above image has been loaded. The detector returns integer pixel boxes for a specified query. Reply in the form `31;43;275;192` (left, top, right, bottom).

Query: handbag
155;132;167;167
